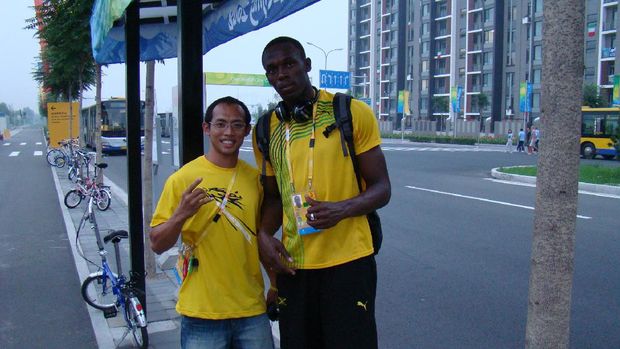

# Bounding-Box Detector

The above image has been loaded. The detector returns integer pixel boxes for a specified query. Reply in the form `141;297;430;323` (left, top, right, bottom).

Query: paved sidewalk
53;164;281;348
53;166;183;348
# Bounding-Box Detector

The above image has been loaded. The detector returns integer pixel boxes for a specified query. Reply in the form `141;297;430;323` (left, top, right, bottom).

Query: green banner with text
204;72;271;87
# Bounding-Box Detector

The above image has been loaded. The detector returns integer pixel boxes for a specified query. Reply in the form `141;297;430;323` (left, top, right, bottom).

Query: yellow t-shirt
150;156;265;319
252;90;381;269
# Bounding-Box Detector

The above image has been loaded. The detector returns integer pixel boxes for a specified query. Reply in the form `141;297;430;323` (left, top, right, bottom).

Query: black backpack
255;93;383;255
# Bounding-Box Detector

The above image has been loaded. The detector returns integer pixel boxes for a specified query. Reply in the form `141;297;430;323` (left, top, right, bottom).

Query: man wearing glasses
150;96;274;348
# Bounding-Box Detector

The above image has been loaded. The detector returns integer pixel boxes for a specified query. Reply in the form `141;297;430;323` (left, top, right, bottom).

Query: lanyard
284;104;316;193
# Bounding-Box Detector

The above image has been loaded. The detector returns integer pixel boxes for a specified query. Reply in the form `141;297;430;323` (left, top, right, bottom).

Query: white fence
391;119;526;138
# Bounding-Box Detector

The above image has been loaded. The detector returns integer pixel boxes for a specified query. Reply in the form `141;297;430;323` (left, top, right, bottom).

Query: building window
484;29;494;44
422;60;429;72
421;41;430;54
483;52;493;65
533;45;542;61
483;8;494;23
421;79;429;92
533;69;541;83
532;92;541;110
483;73;492;87
534;21;543;38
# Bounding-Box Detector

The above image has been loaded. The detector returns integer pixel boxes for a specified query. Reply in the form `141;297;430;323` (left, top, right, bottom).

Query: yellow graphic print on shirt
253;90;381;269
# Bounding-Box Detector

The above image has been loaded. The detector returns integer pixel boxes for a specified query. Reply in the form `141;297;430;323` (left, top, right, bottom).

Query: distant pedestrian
534;127;540;152
529;127;538;154
505;129;514;153
517;128;525;152
525;127;532;154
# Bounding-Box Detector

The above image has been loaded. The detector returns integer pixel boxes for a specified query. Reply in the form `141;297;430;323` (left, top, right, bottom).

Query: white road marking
240;147;253;152
20;142;26;146
3;143;10;146
483;178;620;199
381;146;503;152
34;151;43;156
9;151;19;157
36;142;42;145
405;185;592;220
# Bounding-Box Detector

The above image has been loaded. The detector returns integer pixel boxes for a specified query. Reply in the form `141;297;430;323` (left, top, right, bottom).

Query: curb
491;167;620;196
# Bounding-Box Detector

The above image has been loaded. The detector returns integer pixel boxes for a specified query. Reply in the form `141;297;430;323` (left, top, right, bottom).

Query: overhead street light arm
307;41;343;70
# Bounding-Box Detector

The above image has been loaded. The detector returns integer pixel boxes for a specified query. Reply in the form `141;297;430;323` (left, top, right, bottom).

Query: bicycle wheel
64;189;83;209
81;273;117;311
68;166;78;182
95;189;111;211
125;301;149;348
54;154;66;168
46;149;62;166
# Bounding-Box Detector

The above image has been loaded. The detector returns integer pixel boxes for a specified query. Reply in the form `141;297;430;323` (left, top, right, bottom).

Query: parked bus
581;107;619;159
81;98;145;153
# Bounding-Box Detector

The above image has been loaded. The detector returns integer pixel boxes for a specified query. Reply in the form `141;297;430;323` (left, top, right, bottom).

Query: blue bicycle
77;194;148;348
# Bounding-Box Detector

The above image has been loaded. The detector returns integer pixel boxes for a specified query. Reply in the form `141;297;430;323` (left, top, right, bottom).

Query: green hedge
381;132;510;145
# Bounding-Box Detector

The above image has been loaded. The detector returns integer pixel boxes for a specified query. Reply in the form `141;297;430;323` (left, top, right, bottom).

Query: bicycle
46;139;78;168
77;194;148;348
64;163;111;211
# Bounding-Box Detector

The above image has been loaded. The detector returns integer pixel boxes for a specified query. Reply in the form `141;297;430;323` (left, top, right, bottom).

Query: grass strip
498;165;620;186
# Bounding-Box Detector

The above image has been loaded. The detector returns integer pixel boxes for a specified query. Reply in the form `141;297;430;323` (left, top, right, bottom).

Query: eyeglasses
209;121;247;131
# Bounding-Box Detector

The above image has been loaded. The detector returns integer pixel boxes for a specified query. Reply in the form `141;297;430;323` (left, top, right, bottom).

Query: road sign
47;102;79;148
319;70;351;89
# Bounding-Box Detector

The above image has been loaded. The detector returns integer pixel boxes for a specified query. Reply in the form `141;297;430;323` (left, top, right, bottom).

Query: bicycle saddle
96;163;108;169
104;230;128;244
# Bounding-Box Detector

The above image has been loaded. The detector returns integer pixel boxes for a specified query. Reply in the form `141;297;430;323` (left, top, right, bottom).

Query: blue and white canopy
90;0;320;64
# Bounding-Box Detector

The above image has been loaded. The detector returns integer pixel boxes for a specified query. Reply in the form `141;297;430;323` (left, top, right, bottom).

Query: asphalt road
0;126;97;348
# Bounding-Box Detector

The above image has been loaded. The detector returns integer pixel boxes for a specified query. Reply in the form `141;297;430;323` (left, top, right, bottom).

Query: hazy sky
0;1;348;114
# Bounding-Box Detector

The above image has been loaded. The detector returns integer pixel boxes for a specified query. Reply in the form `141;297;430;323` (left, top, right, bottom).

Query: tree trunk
143;61;157;277
95;64;103;184
525;1;584;348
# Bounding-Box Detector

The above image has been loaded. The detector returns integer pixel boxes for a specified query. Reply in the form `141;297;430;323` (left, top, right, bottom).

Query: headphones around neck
274;87;319;123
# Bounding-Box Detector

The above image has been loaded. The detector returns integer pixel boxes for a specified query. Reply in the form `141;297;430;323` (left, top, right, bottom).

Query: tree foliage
582;83;608;108
432;96;449;113
28;0;96;103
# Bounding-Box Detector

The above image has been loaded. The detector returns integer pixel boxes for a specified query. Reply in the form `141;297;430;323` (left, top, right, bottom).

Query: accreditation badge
291;191;321;235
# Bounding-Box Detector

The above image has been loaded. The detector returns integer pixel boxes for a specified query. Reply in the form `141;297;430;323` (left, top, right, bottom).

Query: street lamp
306;41;343;70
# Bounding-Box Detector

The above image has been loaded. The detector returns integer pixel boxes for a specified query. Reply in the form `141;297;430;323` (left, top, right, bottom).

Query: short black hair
204;96;251;125
262;36;306;60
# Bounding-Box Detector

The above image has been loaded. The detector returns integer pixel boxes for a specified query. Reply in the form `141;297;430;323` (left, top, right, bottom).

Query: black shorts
277;255;377;349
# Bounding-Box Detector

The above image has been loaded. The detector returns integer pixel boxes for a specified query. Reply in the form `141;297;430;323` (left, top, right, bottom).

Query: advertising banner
204;72;270;87
398;91;405;113
519;82;532;113
613;75;620;106
47;102;80;148
451;86;462;113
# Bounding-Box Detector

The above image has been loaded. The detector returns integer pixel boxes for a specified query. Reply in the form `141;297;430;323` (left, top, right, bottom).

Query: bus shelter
90;0;321;308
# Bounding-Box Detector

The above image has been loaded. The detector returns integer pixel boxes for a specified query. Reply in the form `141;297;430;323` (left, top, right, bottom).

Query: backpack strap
255;110;273;178
332;93;363;193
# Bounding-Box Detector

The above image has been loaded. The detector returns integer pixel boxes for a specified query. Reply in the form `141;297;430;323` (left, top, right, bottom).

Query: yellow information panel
47;102;80;148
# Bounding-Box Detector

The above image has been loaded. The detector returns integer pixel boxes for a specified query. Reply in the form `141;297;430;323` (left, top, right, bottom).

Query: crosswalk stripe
20;142;27;146
3;143;10;146
9;151;19;157
34;151;43;156
36;142;42;145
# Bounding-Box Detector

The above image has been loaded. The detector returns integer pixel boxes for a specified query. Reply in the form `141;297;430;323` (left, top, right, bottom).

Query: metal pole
178;0;204;165
124;0;146;311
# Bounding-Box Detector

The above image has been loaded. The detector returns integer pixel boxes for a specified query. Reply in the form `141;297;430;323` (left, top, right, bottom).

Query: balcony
602;47;617;58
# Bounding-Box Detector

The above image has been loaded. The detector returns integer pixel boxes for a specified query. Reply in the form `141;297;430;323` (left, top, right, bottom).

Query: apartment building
348;0;617;130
